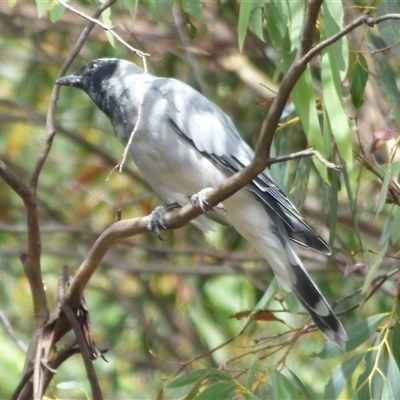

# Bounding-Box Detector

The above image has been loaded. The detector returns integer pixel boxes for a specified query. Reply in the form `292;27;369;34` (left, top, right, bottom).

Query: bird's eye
89;62;98;71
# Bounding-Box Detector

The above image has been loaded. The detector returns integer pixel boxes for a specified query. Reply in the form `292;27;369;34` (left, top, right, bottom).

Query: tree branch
59;267;104;400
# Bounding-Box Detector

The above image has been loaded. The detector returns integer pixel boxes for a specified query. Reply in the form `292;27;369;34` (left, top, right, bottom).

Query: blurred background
1;1;399;398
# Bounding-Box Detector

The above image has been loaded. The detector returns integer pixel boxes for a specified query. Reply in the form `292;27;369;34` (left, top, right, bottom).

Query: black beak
55;74;83;88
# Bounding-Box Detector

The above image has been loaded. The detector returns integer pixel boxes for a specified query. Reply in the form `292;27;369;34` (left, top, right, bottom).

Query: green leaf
250;6;264;42
196;382;236;400
146;0;174;23
182;0;202;20
207;369;234;382
373;50;400;127
267;0;290;51
245;392;260;400
313;314;388;359
100;5;115;47
48;2;65;23
378;0;400;60
270;367;300;400
8;0;17;7
391;207;400;243
324;353;364;400
125;0;139;20
35;0;49;18
238;0;253;51
287;368;315;399
291;66;328;183
321;1;352;169
361;218;390;295
246;360;259;389
392;319;400;369
321;1;349;82
386;352;400;398
350;54;368;109
167;369;209;388
356;334;384;399
328;167;339;248
376;164;391;214
286;0;304;53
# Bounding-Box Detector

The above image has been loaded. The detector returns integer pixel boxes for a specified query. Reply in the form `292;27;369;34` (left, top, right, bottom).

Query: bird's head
56;58;129;117
56;58;119;93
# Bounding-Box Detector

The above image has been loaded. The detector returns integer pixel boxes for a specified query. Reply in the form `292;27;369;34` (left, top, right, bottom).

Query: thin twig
267;148;341;171
115;57;148;174
0;308;27;353
57;0;149;59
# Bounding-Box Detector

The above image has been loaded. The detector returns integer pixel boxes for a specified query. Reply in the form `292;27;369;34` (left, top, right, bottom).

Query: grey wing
155;79;330;254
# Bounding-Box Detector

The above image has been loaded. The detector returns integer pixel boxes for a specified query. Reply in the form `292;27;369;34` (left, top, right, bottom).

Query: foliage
1;0;400;399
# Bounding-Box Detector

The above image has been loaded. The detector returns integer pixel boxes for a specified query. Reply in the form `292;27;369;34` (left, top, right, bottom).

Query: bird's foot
147;202;181;240
190;188;226;215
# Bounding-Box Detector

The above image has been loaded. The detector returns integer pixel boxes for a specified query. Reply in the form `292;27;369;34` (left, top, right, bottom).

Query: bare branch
57;0;149;59
267;148;341;171
59;266;104;400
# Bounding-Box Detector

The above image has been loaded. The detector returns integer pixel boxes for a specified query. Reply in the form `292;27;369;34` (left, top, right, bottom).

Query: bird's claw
147;203;181;240
147;206;167;240
191;188;226;215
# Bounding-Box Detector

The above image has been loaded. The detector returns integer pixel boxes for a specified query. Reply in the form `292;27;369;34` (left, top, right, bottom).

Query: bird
56;58;347;348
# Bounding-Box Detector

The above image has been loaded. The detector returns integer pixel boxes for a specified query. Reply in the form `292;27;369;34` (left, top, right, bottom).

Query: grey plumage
56;58;347;348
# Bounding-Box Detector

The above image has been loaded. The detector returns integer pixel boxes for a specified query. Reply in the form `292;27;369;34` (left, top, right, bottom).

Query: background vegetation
1;0;400;398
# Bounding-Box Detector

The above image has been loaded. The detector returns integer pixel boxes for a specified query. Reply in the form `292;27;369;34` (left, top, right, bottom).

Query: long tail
286;256;347;348
225;192;347;347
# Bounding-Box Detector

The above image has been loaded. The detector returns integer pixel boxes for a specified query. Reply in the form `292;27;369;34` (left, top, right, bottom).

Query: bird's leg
190;188;226;215
147;202;181;240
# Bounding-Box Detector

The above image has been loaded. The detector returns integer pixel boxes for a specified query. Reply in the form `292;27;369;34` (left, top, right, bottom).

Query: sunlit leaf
250;6;264;42
291;66;328;183
392;319;400;369
270;367;300;400
324;353;364;399
182;0;202;20
35;0;49;18
386;352;400;398
100;4;115;47
356;334;383;399
48;2;65;23
287;368;316;399
321;1;352;169
286;0;304;53
267;0;289;50
238;0;252;51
